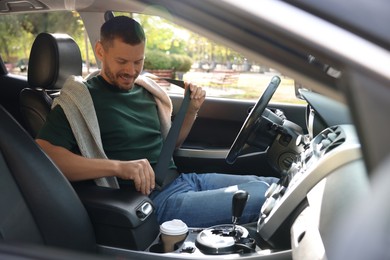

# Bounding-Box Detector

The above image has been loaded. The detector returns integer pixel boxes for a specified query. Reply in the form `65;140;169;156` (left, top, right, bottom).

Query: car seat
14;34;160;253
0;105;97;252
1;101;159;255
19;32;82;137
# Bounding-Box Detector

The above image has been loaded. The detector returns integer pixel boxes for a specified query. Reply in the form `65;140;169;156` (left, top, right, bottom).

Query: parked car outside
15;58;29;72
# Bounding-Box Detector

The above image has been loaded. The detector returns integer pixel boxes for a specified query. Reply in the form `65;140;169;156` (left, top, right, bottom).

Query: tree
0;15;31;61
0;11;255;72
20;12;82;36
0;12;85;63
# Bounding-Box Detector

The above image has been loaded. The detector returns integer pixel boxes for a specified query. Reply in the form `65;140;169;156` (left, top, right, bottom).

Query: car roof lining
281;0;390;51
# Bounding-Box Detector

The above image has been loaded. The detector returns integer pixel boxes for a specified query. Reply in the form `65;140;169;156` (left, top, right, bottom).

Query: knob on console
232;190;249;227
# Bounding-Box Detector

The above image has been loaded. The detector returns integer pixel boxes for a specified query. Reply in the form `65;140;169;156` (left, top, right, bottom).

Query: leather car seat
19;32;82;137
0;103;159;254
0;105;97;252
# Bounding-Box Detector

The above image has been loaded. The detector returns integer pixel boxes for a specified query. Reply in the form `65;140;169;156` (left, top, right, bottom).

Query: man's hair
100;16;145;49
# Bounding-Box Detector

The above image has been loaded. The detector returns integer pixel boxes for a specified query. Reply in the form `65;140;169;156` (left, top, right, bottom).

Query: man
36;16;278;227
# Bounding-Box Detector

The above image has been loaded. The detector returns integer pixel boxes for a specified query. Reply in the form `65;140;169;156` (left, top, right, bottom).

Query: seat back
20;32;82;137
0;105;97;252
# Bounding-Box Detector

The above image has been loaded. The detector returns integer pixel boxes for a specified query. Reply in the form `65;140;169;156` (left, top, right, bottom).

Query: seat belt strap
154;79;191;189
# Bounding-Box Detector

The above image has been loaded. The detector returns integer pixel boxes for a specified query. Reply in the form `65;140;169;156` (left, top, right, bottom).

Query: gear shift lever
232;190;249;234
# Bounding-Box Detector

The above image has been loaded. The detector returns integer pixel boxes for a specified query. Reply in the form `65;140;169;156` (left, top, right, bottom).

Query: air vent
323;127;345;154
325;138;345;154
315;126;346;156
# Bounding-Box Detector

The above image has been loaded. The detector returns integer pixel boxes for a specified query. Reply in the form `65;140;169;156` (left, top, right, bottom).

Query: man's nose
124;63;136;74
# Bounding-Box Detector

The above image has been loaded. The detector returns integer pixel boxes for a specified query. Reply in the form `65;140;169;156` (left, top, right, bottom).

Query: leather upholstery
27;33;82;90
0;105;97;252
20;33;82;137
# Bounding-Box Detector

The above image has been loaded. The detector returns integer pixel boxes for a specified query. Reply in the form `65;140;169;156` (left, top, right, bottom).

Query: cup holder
148;234;187;253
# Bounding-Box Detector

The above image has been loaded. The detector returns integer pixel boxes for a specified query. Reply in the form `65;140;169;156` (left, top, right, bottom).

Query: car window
129;13;303;104
0;11;302;104
0;11;97;77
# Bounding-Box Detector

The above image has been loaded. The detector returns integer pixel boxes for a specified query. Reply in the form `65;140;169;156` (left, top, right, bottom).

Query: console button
265;183;278;198
261;197;276;216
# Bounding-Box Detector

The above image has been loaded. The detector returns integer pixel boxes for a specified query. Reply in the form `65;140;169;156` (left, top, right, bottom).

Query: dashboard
255;89;367;258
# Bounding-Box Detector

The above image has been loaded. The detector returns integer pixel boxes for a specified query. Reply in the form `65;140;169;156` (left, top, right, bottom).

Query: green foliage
144;50;192;72
171;54;192;72
1;11;252;71
0;11;86;63
144;50;172;70
136;14;175;52
20;12;82;36
170;54;183;71
0;15;33;61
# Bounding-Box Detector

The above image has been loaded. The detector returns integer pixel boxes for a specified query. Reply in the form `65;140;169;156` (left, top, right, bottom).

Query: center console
257;124;361;244
147;190;261;255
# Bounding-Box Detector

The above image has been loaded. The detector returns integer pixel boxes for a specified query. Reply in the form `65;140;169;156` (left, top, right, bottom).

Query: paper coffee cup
160;219;188;252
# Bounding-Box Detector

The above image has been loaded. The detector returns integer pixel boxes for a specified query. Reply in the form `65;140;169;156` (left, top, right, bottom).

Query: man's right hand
36;139;155;195
117;159;155;195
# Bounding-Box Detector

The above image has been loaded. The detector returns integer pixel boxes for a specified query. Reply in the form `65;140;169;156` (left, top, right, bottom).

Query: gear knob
232;190;249;225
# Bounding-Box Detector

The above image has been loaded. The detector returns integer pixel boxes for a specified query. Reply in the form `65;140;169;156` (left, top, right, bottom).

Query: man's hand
186;82;206;112
175;82;206;148
117;159;155;195
36;139;156;195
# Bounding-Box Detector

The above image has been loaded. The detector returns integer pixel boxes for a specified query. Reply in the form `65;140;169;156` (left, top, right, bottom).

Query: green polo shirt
37;75;175;169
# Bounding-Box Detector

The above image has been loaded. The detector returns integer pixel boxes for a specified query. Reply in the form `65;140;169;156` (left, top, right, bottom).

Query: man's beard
102;63;137;91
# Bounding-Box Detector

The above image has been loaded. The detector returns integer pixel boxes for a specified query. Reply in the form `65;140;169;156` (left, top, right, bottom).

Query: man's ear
95;41;104;61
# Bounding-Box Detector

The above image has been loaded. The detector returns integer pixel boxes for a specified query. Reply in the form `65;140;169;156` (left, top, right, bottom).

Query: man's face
96;38;145;91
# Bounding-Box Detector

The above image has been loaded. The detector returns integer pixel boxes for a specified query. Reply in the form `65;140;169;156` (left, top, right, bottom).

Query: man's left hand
186;82;206;112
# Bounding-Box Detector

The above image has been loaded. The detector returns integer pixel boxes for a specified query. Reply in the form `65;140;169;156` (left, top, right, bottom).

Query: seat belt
154;78;191;189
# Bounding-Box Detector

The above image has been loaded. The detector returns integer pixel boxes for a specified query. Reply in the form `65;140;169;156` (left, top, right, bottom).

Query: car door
171;90;307;177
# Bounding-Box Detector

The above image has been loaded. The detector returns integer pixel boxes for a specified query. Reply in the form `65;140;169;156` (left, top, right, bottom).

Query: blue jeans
150;173;278;227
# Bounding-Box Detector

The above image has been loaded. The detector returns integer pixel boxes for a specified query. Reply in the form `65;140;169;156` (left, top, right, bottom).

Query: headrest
28;33;82;90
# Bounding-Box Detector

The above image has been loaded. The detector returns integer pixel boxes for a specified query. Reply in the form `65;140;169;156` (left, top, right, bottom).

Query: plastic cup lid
160;219;188;235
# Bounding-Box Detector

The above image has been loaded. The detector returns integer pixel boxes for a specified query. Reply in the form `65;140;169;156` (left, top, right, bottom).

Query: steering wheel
226;76;281;164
